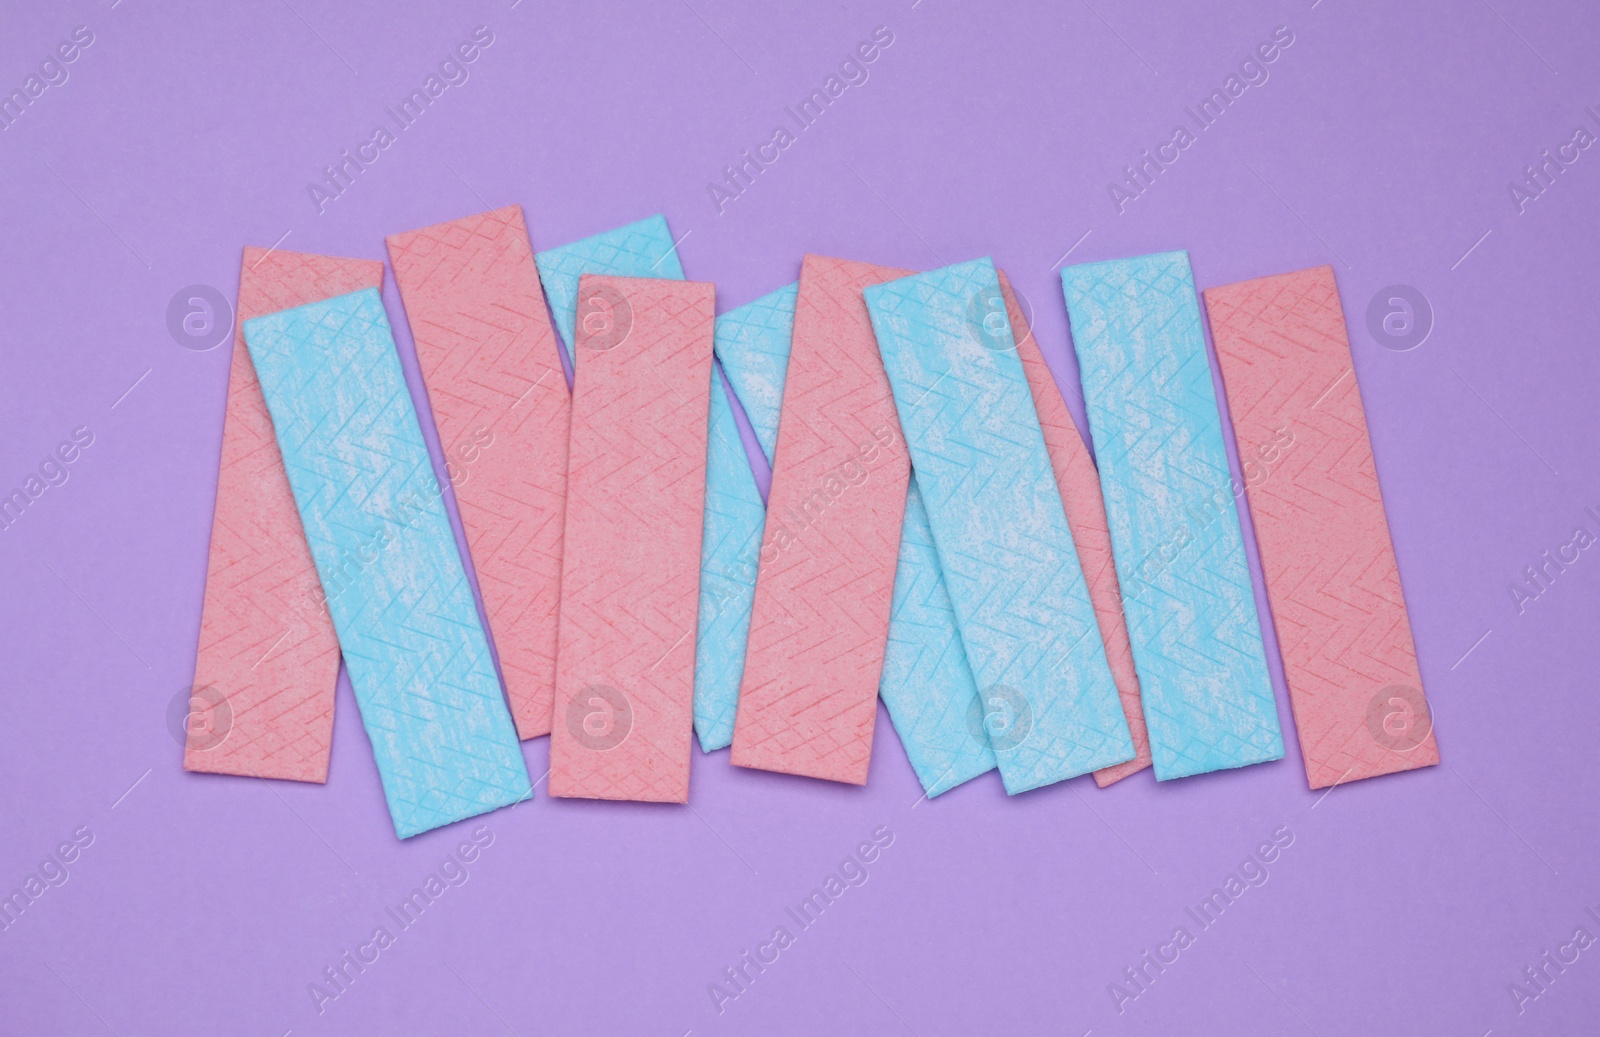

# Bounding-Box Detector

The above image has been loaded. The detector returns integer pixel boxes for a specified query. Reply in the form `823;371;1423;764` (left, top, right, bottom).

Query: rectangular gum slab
694;284;797;752
731;255;913;785
535;214;685;365
999;269;1153;787
866;257;1134;794
387;206;571;739
1202;265;1439;788
1061;251;1284;780
547;275;716;802
708;281;992;797
243;287;532;838
186;248;382;783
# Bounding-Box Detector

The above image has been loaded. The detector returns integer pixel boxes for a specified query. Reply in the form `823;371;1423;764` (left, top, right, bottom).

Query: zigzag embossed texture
694;284;796;752
879;481;996;796
548;276;715;802
243;288;531;838
388;206;571;739
732;256;912;785
1204;266;1439;789
187;248;381;783
1062;251;1284;780
867;258;1133;794
715;282;797;460
1000;269;1153;787
535;214;684;364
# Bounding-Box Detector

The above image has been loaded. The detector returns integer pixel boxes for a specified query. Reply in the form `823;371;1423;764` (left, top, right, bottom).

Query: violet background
2;1;1597;1034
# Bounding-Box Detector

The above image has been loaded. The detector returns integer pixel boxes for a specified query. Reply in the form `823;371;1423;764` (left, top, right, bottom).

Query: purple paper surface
2;2;1597;1034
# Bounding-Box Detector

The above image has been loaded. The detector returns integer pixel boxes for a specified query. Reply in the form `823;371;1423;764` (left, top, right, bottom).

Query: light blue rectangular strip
866;257;1135;794
714;283;992;794
879;482;997;795
695;284;795;751
535;214;685;364
1060;251;1283;779
242;288;532;838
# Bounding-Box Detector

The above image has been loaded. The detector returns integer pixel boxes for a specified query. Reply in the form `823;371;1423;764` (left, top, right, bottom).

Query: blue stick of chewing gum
243;288;532;838
1060;251;1283;779
536;214;685;366
694;284;796;751
866;258;1135;793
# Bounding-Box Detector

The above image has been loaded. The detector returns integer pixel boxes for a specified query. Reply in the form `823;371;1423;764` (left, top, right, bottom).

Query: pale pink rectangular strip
1203;265;1439;789
387;206;571;739
999;270;1153;787
547;275;715;802
187;248;383;782
731;255;912;785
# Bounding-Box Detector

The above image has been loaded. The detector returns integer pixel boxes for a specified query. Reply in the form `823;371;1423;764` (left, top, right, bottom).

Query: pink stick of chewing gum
547;275;715;802
732;255;913;785
388;205;572;739
1203;265;1439;789
187;248;384;782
